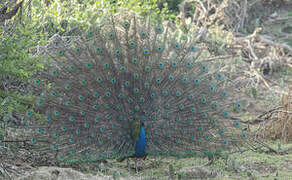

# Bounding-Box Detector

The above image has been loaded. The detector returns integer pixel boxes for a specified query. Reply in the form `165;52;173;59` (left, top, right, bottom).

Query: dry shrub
260;86;292;142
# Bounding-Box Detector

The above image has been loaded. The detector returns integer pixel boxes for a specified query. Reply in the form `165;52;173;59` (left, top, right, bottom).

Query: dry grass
260;85;292;142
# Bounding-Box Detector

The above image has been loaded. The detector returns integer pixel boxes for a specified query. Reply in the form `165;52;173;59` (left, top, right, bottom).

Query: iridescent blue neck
133;126;146;157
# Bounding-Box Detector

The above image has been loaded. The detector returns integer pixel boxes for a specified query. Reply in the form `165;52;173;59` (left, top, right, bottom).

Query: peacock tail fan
22;12;252;164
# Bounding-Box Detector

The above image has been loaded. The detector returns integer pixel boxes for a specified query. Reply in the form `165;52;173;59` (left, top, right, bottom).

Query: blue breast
133;126;146;157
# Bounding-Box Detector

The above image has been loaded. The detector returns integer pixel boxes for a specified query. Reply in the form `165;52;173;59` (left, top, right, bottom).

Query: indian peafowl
22;12;252;165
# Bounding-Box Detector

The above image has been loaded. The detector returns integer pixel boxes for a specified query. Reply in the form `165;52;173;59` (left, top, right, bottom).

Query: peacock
21;12;252;165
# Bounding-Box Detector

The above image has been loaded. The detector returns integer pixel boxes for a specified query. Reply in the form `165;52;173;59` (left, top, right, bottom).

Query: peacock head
141;116;147;126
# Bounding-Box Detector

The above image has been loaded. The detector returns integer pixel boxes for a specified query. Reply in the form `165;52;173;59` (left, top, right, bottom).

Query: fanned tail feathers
23;12;251;163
